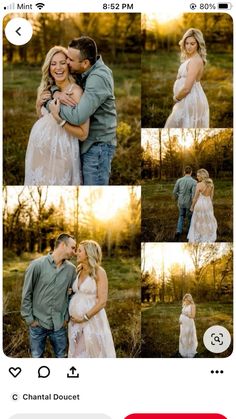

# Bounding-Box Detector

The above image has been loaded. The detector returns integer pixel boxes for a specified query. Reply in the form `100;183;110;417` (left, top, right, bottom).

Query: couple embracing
173;166;217;243
24;36;117;186
21;234;116;358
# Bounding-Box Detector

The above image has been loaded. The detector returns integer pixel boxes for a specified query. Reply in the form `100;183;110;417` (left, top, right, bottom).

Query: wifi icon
35;2;45;9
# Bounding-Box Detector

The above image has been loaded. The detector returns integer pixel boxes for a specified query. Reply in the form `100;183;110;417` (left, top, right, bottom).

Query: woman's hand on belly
70;315;84;324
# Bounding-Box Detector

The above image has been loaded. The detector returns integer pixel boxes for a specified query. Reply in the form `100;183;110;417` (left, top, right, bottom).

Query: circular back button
4;17;33;46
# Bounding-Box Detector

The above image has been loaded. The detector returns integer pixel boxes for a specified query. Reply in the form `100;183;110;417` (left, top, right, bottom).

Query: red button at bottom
125;415;227;419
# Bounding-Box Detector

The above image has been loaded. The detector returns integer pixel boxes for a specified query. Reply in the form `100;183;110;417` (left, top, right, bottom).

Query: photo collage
2;11;233;360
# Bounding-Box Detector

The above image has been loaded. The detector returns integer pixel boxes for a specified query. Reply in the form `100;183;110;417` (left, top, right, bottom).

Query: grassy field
141;179;233;242
141;302;233;358
3;59;141;185
3;252;141;358
142;51;233;128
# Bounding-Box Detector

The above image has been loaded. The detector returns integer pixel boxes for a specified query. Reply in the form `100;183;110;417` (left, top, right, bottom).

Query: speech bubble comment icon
38;366;50;378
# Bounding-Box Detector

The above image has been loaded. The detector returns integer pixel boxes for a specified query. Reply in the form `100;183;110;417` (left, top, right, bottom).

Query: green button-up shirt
21;253;77;331
173;175;197;209
59;56;117;154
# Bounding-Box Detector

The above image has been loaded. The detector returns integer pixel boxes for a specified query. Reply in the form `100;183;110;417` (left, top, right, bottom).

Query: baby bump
29;115;59;147
69;293;95;317
180;313;190;325
173;78;185;95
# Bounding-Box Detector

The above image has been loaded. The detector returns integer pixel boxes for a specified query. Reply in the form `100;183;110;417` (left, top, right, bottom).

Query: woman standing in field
68;240;116;358
165;28;209;128
187;168;217;243
24;46;89;185
179;293;198;358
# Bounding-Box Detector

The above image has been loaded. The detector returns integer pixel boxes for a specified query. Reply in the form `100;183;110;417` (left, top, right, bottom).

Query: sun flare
142;243;194;275
5;186;140;223
144;11;182;27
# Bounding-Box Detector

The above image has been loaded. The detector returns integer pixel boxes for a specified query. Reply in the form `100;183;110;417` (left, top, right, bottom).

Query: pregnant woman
68;240;116;358
188;168;217;243
24;46;89;185
179;293;198;358
165;28;209;128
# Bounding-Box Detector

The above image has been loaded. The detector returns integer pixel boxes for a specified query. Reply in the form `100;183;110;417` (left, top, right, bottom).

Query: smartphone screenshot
1;0;235;419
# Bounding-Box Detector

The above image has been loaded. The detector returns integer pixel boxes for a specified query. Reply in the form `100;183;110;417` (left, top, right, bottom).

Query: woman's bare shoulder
96;266;107;280
190;54;204;67
72;84;83;93
71;84;83;100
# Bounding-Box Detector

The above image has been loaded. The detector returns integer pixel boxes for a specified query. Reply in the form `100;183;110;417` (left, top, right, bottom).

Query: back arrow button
5;17;33;46
16;27;21;36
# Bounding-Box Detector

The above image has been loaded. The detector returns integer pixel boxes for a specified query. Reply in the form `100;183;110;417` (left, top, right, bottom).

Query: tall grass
3;252;141;358
141;302;233;358
141;179;233;242
3;59;141;185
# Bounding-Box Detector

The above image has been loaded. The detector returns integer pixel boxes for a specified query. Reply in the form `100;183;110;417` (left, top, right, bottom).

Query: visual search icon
203;325;231;353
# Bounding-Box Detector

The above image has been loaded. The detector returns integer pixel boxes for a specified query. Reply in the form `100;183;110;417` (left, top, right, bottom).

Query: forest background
3;13;141;185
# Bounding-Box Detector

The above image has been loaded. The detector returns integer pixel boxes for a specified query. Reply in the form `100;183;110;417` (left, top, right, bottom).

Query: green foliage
3;186;141;257
3;61;141;185
141;302;233;358
141;244;233;304
142;128;233;181
3;13;141;64
3;253;140;358
142;180;233;242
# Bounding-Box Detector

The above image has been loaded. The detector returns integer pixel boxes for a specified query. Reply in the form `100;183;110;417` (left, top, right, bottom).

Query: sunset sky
142;242;230;278
141;128;222;153
4;186;141;222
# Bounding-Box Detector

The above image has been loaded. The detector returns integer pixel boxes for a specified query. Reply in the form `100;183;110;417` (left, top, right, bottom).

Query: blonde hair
77;240;102;280
197;168;214;187
179;28;207;65
182;293;194;306
36;45;74;109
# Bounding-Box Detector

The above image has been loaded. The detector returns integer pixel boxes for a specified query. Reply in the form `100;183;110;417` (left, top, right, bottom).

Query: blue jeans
29;326;67;358
177;206;192;234
81;143;116;185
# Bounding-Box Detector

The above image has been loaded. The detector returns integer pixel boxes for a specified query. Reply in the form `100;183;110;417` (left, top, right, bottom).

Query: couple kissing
21;233;116;358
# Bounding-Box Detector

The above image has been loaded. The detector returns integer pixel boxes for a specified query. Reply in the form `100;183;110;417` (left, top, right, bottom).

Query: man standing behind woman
46;36;117;185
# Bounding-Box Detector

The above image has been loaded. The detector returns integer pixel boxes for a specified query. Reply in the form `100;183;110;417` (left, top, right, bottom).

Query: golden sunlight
5;186;140;222
142;128;195;152
91;187;130;221
144;10;182;27
143;243;194;275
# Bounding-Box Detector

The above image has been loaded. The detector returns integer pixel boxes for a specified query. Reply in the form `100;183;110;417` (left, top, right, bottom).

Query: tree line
142;13;233;53
142;128;233;181
3;13;141;64
3;186;141;257
141;243;233;303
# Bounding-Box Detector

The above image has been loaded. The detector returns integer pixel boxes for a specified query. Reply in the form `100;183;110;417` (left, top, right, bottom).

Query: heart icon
9;367;22;378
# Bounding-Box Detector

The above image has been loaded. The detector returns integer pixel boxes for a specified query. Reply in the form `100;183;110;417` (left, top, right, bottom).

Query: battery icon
218;2;232;8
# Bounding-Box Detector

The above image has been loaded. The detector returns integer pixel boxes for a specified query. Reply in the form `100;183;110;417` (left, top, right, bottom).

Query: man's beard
69;67;79;75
